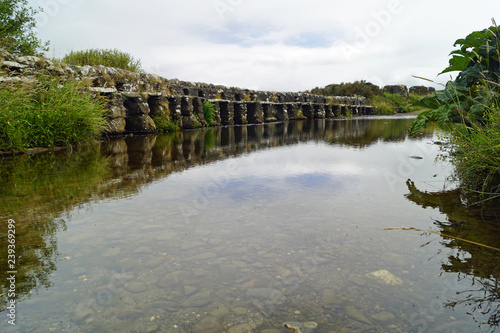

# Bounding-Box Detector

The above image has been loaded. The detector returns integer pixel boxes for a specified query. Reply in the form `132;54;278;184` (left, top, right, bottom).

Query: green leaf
411;95;441;110
440;55;471;74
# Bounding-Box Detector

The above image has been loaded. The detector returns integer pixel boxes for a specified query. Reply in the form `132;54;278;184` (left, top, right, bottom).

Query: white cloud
30;0;499;92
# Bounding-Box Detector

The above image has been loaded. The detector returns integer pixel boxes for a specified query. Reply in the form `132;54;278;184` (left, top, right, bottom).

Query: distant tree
0;0;48;55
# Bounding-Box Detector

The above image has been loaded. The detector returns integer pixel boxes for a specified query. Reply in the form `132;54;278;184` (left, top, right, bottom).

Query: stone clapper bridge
0;49;372;134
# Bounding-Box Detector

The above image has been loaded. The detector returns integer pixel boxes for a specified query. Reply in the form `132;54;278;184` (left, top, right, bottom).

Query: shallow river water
1;117;500;333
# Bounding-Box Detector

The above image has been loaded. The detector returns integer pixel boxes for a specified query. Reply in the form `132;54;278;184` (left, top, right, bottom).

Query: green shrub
0;76;107;152
61;48;143;72
203;100;217;126
408;20;500;199
153;115;179;133
410;21;500;135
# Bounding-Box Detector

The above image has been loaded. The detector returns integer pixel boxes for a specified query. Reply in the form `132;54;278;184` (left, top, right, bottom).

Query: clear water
1;117;500;333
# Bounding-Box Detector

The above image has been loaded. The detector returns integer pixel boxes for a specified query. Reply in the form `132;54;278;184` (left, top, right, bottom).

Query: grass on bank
408;20;500;201
452;107;500;199
310;81;429;115
0;76;108;153
60;48;143;72
368;93;423;114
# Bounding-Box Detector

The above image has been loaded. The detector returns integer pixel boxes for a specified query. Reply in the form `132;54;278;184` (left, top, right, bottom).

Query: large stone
219;101;234;125
0;61;27;71
383;84;408;98
371;311;396;322
283;321;318;332
409;85;436;95
246;101;263;123
192;316;222;333
123;93;151;115
89;87;117;94
0;76;34;84
181;115;201;129
233;101;248;124
245;288;286;304
181;96;194;116
117;308;144;320
125;280;147;294
106;118;126;135
366;269;403;286
321;289;345;308
126;115;156;133
148;94;170;117
72;305;94;323
16;55;40;65
0;48;14;61
228;323;257;333
344;305;373;325
107;105;127;119
192;97;207;125
158;271;190;288
181;290;212;307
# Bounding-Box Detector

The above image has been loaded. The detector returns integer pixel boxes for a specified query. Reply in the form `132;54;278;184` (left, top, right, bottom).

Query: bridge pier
246;101;264;124
275;104;289;121
234;101;248;125
219;100;234;126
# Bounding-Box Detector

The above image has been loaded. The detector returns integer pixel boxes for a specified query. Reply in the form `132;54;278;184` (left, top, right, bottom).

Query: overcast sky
29;0;498;92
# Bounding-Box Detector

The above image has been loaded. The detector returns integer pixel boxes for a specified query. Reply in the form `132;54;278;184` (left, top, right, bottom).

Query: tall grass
0;76;108;152
451;105;500;200
61;48;143;72
369;93;423;114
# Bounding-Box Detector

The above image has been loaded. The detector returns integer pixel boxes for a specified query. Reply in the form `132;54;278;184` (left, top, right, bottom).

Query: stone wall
0;48;372;135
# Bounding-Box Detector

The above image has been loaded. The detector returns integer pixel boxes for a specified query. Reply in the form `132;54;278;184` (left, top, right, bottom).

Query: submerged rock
72;306;94;323
371;311;396;322
344;305;373;325
228;322;257;333
366;269;403;286
283;321;318;333
321;289;345;308
181;290;212;307
192;316;222;333
125;281;147;294
245;288;286;303
117;308;144;320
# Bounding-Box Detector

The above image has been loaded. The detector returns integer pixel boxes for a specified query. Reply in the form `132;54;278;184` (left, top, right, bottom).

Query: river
1;116;500;332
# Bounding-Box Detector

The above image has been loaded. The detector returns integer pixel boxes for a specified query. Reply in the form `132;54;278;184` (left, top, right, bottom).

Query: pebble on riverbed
283;321;318;333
